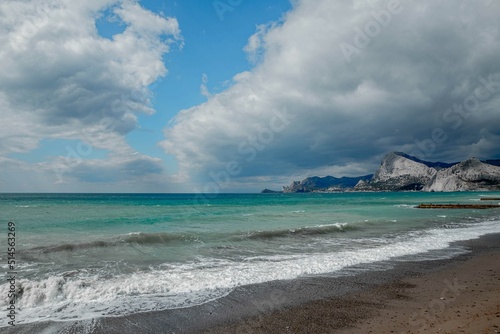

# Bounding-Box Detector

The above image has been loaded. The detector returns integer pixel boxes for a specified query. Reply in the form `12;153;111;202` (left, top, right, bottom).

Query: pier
416;203;500;209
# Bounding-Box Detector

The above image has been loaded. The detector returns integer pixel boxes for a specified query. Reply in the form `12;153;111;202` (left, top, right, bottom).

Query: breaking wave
28;232;198;254
240;223;358;241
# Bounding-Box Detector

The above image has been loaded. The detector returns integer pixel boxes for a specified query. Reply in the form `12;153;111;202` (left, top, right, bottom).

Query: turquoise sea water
1;192;500;325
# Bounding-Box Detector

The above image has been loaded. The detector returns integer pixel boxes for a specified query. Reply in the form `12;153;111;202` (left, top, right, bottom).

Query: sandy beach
201;235;500;334
4;233;499;334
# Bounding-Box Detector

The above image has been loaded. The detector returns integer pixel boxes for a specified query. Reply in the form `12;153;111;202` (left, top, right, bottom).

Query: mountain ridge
281;175;373;193
270;152;500;193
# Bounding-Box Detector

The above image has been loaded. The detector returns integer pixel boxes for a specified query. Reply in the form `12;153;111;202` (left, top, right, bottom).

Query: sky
1;0;499;193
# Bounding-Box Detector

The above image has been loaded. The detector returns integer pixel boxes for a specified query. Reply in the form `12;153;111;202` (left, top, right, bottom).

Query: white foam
314;222;348;229
393;204;414;208
1;219;499;327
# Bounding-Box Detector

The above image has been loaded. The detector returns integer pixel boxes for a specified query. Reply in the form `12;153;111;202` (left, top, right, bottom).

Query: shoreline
4;233;500;334
201;234;500;334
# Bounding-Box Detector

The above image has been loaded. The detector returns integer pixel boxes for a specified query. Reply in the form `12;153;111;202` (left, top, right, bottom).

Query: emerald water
1;192;500;325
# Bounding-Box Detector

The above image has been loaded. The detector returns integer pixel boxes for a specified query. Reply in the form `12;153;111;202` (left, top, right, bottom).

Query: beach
5;233;499;334
200;233;500;334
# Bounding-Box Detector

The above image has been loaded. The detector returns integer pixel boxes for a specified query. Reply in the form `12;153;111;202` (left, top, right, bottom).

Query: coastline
4;233;499;334
201;233;500;334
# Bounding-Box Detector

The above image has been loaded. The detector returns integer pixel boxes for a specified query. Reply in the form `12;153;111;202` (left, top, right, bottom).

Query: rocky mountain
354;152;447;191
355;152;500;192
261;188;283;194
274;152;500;193
423;158;500;191
483;159;500;167
282;175;373;193
388;152;457;170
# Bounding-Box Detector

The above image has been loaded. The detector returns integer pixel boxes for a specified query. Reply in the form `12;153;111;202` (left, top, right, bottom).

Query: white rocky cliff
355;152;440;191
275;152;500;193
424;158;500;192
356;152;500;192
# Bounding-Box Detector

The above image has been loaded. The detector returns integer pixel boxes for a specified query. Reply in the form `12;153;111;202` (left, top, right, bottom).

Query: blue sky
124;0;292;170
7;0;292;181
1;0;499;192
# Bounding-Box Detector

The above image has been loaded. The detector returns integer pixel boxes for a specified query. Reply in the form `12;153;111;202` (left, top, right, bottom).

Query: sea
1;192;500;327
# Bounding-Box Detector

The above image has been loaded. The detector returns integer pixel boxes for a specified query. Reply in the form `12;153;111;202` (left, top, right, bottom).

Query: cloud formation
163;0;500;189
0;0;181;191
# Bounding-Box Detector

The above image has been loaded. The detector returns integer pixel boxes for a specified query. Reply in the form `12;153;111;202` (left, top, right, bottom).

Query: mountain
354;152;448;191
282;175;373;193
390;152;457;170
484;159;500;167
261;188;283;194
423;158;500;192
273;152;500;193
355;152;500;192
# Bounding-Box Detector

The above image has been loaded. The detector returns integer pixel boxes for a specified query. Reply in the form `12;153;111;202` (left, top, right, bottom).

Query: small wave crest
3;220;500;326
393;204;415;208
30;240;113;253
120;232;195;245
240;223;357;241
28;232;197;254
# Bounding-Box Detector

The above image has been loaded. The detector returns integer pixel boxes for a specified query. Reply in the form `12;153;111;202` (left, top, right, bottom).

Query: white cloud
0;154;175;192
0;0;182;191
200;73;211;98
244;23;272;65
114;1;180;39
162;0;500;190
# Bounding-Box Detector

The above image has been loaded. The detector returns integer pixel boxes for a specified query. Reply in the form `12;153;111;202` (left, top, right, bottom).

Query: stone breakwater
416;203;500;209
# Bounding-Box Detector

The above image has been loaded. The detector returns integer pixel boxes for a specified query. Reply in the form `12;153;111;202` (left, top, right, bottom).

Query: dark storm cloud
163;0;500;187
69;156;164;183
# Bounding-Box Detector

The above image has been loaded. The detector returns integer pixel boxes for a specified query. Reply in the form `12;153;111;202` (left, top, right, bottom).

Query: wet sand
199;234;500;334
4;234;500;334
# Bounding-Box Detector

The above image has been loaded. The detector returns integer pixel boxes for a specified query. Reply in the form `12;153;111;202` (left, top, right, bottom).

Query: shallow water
1;192;499;325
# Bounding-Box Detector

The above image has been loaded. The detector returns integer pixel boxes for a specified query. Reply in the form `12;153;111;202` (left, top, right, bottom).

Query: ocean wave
1;272;231;326
120;232;196;245
30;240;113;253
3;219;500;326
28;232;198;254
240;223;357;241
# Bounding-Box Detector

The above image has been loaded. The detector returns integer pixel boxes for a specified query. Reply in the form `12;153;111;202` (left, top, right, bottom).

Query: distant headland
262;152;500;193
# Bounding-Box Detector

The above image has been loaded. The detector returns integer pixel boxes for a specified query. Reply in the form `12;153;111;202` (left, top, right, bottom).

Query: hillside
356;152;500;192
273;152;500;193
282;175;373;193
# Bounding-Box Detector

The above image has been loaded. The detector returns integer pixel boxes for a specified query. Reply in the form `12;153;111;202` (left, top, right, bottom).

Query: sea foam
1;219;499;326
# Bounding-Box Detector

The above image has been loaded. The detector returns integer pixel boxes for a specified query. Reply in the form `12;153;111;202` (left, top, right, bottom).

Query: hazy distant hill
282;175;373;193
